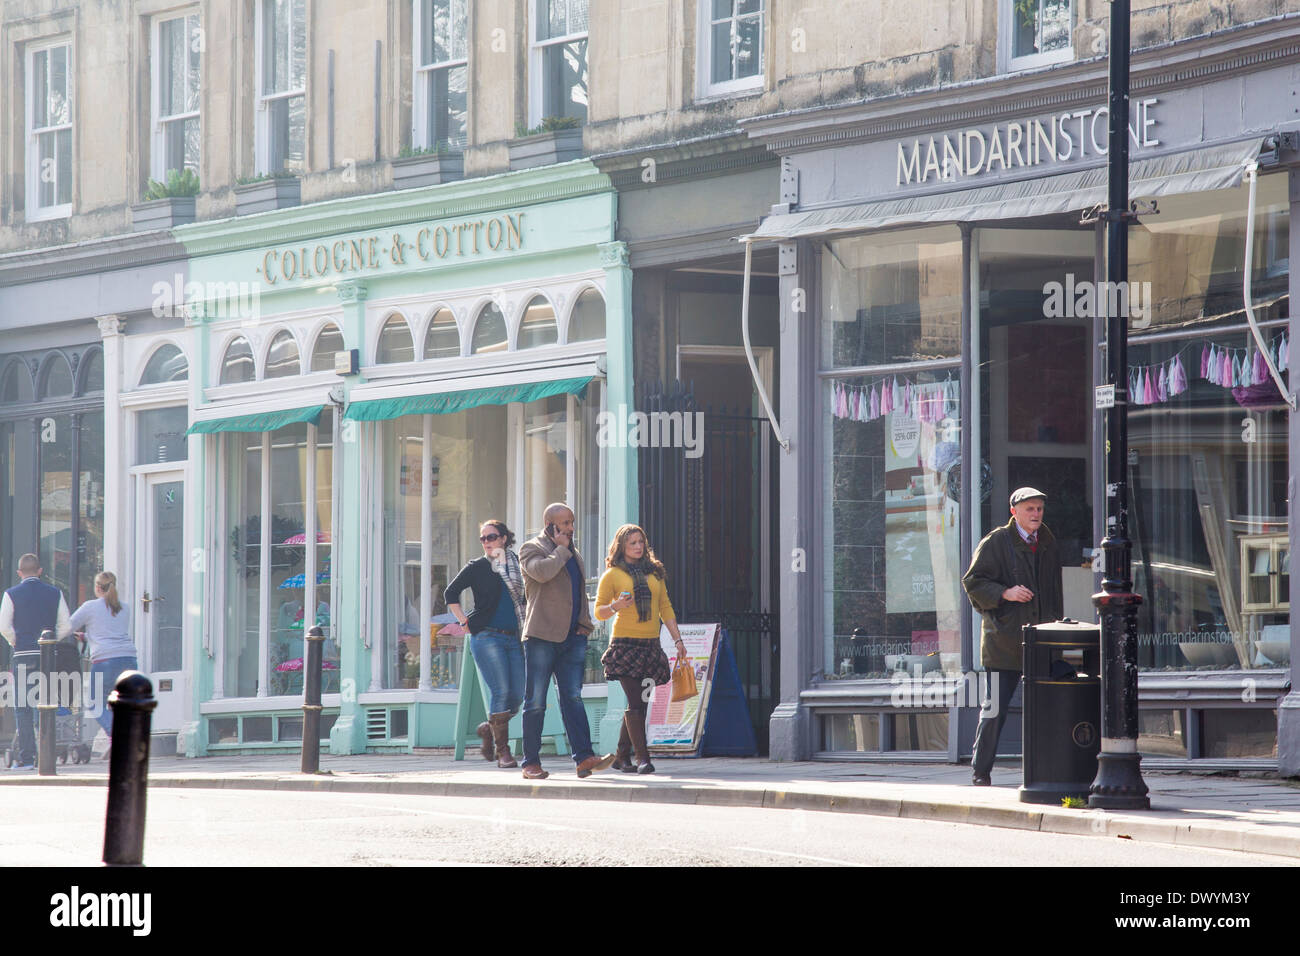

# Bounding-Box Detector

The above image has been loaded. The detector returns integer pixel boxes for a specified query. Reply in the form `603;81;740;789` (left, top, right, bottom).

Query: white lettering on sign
897;99;1159;186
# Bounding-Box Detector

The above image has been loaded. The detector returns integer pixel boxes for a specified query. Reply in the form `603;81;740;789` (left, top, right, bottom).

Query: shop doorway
134;471;186;733
977;227;1097;617
642;347;780;753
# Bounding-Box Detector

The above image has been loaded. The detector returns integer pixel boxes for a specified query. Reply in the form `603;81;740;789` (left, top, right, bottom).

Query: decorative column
182;298;209;756
96;316;125;582
597;240;635;755
1276;166;1300;777
330;279;369;755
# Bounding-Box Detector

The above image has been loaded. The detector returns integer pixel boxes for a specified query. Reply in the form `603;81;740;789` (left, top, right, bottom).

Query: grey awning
747;138;1265;241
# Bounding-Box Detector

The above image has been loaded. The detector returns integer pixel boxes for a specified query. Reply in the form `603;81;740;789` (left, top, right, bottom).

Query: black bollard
301;625;324;773
37;630;57;776
102;672;156;866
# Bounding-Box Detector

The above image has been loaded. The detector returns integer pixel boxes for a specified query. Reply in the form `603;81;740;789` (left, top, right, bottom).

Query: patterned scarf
618;560;654;622
493;549;528;628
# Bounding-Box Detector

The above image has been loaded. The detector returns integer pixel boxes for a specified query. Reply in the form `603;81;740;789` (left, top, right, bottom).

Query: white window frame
254;0;307;176
999;0;1074;73
412;0;469;150
25;37;73;222
696;0;765;101
527;0;589;129
150;10;202;183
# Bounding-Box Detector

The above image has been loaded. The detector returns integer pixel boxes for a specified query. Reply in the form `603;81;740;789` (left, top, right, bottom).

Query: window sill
25;204;72;223
694;81;764;105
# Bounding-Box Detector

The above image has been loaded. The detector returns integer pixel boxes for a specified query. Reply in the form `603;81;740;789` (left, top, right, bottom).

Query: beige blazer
518;534;593;643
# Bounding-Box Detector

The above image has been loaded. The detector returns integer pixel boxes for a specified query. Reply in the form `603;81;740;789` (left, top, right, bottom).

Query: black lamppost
1089;0;1151;811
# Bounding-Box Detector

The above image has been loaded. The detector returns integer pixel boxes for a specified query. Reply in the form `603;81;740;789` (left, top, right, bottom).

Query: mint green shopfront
171;161;635;756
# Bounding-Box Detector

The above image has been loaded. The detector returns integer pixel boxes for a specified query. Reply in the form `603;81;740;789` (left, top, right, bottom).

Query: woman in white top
68;571;137;739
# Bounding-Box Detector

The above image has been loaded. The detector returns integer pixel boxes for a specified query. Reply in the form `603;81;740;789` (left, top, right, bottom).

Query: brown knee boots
489;711;517;768
611;716;638;773
624;712;654;774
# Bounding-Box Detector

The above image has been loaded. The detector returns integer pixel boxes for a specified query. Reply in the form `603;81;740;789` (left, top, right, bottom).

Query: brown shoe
475;721;495;761
575;752;617;778
521;764;549;780
490;712;517;769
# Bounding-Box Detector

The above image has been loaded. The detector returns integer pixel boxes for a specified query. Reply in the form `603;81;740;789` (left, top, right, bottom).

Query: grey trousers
971;669;1022;778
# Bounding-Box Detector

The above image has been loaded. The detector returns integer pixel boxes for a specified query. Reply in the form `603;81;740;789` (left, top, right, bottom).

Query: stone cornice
0;230;187;287
589;132;777;190
174;160;614;257
741;15;1300;154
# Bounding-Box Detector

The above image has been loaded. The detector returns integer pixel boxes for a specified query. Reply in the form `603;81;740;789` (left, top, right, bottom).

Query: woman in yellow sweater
595;523;686;774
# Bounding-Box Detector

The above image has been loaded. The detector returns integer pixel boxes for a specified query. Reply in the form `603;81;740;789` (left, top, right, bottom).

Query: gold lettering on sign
255;210;528;284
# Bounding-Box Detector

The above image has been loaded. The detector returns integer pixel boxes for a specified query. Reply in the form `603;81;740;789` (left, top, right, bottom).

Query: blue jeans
469;631;524;715
522;632;593;767
91;657;139;738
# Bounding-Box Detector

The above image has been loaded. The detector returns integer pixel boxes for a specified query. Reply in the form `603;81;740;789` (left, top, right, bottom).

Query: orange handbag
670;657;698;702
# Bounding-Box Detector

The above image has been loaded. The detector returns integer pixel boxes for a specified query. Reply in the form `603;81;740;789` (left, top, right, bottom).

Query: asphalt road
2;786;1296;867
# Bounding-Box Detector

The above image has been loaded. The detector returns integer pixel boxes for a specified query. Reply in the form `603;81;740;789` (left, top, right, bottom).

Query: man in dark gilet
0;554;71;769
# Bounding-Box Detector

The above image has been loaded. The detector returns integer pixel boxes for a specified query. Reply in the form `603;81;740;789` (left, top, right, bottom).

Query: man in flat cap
962;487;1063;786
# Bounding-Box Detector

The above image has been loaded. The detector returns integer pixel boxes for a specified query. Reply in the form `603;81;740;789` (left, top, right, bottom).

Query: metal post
302;625;324;773
37;629;57;776
1089;0;1150;810
103;671;156;866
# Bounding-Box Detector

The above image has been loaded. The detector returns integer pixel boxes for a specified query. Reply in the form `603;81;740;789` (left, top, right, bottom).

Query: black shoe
972;773;991;786
636;760;656;775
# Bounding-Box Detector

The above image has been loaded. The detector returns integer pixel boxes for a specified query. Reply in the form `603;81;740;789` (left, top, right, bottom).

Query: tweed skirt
601;637;672;686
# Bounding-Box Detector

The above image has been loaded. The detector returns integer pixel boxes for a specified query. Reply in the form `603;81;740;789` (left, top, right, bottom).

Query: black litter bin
1019;620;1101;805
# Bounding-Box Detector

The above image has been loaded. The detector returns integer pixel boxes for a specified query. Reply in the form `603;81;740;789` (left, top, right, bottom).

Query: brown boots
624;712;655;774
611;717;638;773
489;711;517;769
475;721;495;761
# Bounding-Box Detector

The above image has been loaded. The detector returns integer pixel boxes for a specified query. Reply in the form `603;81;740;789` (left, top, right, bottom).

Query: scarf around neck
492;549;528;628
618;560;653;622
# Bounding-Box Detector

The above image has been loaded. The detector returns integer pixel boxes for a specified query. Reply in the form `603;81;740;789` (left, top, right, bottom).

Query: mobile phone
545;523;557;537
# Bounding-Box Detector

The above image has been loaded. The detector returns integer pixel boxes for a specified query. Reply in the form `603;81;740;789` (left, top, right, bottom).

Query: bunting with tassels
831;376;959;423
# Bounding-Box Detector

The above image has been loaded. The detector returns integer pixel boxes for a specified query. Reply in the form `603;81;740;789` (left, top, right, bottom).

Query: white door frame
133;466;188;732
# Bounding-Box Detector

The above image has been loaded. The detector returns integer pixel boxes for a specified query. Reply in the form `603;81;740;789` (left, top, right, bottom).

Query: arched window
376;314;415;364
264;330;301;379
40;354;74;399
139;344;189;386
423;308;460;359
220;337;256;384
79;350;104;394
568;288;606;342
0;361;34;403
310;323;345;372
517;295;558;349
471;302;508;354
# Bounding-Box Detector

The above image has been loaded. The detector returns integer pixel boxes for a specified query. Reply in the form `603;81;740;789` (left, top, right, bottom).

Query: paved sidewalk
3;752;1299;861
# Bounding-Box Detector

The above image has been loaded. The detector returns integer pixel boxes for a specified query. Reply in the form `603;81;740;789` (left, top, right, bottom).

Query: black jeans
971;669;1021;778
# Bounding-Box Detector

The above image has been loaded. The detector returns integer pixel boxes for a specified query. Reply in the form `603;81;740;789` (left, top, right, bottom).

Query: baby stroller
3;637;94;767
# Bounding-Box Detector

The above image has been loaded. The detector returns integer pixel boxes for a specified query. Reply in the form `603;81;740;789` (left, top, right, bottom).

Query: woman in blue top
445;520;527;769
67;571;137;743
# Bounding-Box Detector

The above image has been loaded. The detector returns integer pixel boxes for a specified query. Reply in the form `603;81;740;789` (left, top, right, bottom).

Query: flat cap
1010;487;1047;506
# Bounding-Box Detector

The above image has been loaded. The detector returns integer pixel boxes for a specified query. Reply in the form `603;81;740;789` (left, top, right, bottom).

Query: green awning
344;376;592;422
186;405;325;435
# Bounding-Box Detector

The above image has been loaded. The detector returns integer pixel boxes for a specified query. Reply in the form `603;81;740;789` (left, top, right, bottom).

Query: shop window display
1126;178;1290;672
821;227;964;681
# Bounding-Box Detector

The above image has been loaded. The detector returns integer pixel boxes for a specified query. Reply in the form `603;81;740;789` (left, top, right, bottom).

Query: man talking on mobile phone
516;503;615;779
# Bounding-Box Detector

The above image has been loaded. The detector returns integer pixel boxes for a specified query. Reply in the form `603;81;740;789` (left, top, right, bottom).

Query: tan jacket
518;534;593;643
